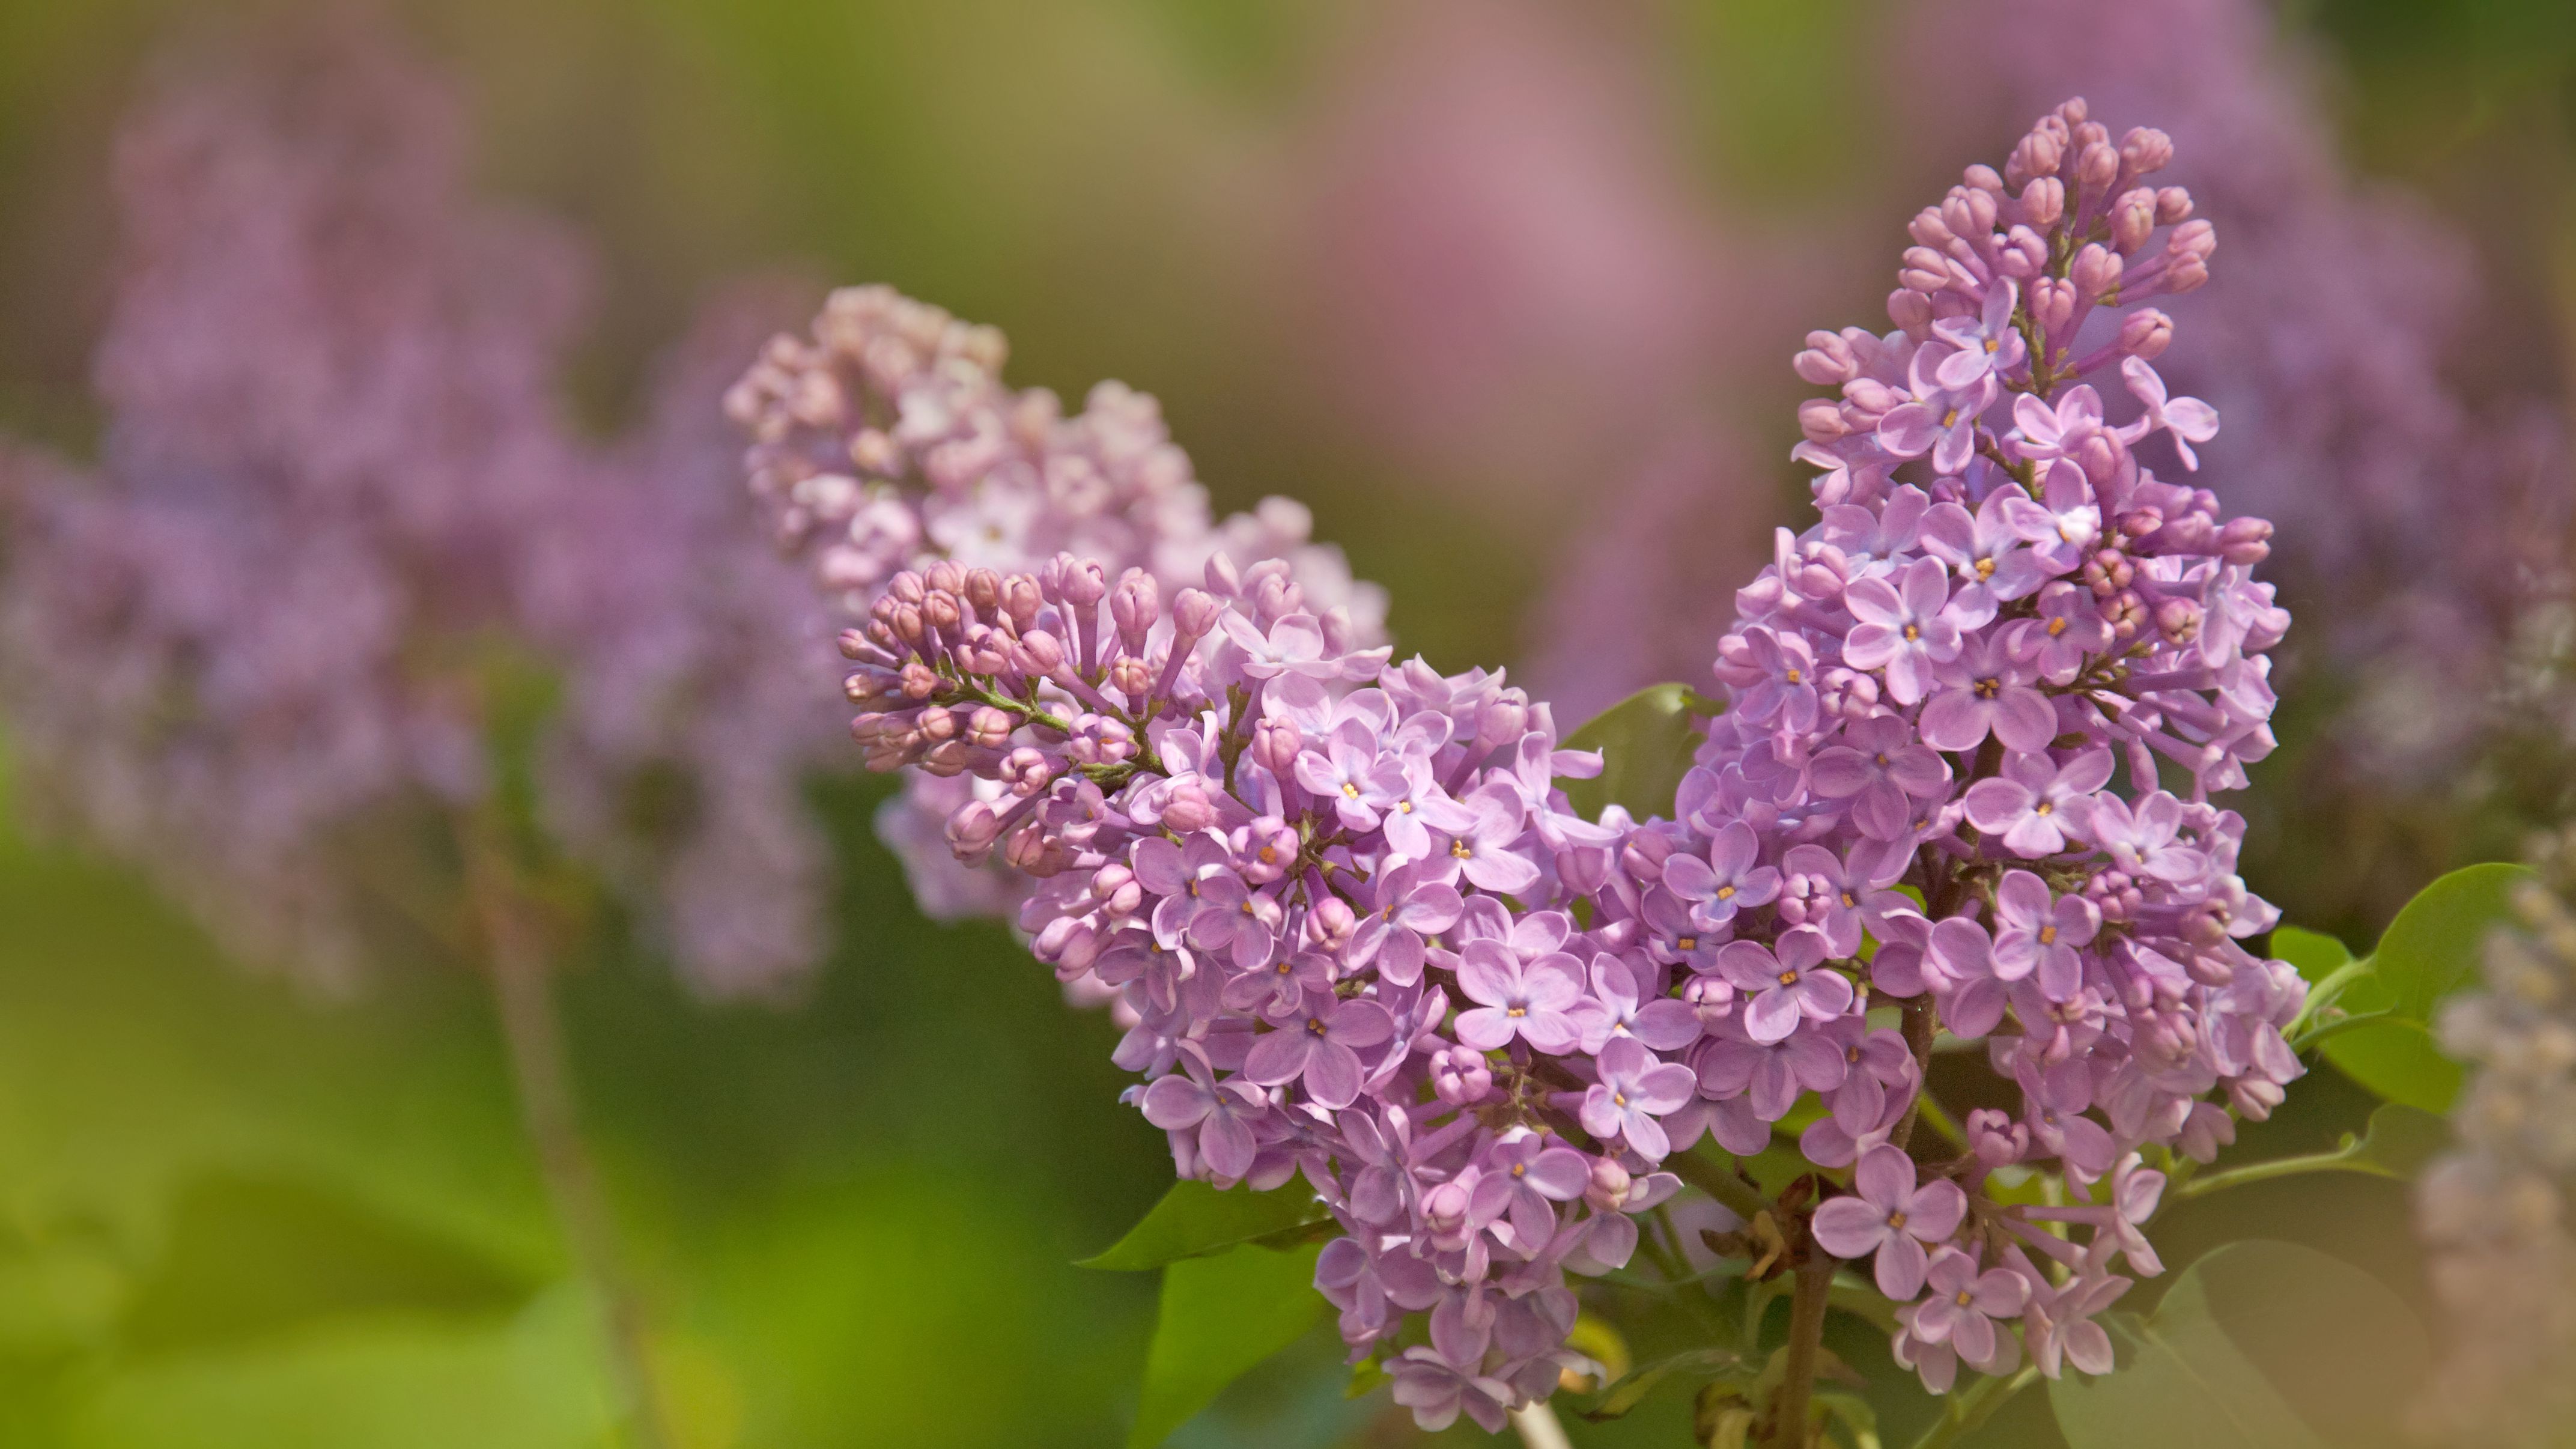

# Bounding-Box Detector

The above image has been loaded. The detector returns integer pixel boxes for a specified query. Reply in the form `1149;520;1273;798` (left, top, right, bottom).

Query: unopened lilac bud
1475;694;1530;753
1004;821;1067;877
2154;186;2193;225
2218;516;2274;565
1585;1158;1633;1212
925;559;966;596
962;705;1015;750
1202;551;1240;598
1161;780;1218;833
2110;188;2158;254
1319;606;1356;656
2154;596;2202;646
921;588;962;635
2120;126;2174;175
2071;243;2123;302
964;567;1003;613
1793;330;1858;385
1308;896;1356;951
1057;555;1108;608
2163;219;2216;293
1963;163;2005;195
1002;747;1054;797
1423;1180;1470;1236
1909;205;1956;251
946;800;1005;861
837;628;869;660
1251;717;1303;777
2076;140;2119;192
2019;175;2065;227
888;570;927;606
1684;976;1735;1021
1091;861;1138;908
2116;308;2173;360
2228;1077;2285;1122
2104;590;2148;640
1969;1108;2028;1168
2007;128;2062;189
1900;245;1953;295
1431;1045;1493;1107
2029;276;2077;338
1799;398;1853;445
1171;588;1222;642
898;659;940;700
1886;287;1933;337
1016;628;1066;676
1001;574;1045;630
1997;225;2047;279
1108;568;1159;648
1110;654;1155;699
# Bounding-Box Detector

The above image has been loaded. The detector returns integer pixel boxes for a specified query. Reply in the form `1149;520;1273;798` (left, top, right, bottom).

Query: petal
1876;1233;1930;1301
1993;689;2059;752
1855;1144;1916;1208
1242;1030;1310;1087
1454;1007;1516;1052
1745;988;1803;1044
1304;1040;1364;1108
1916;689;1990;752
1810;1198;1889;1260
1906;1179;1968;1241
1138;1074;1212;1129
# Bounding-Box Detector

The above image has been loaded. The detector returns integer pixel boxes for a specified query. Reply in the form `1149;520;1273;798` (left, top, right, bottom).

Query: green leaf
1559;684;1719;822
120;1171;538;1355
2270;926;2351;983
1579;1346;1753;1422
2174;1102;2450;1200
2314;863;2533;1111
1128;1242;1325;1448
2361;861;2535;1020
1077;1181;1329;1271
2050;1241;2428;1449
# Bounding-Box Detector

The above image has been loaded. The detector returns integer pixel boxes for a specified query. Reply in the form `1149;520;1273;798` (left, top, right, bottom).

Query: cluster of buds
753;97;2308;1430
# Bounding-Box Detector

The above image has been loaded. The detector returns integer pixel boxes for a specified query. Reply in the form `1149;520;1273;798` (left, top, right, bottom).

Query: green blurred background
0;1;2571;1445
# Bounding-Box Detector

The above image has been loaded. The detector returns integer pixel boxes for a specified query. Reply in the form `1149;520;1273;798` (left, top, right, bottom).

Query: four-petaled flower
1811;1145;1970;1299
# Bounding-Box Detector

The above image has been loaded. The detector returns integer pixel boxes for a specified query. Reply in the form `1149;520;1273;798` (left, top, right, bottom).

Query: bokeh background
0;1;2570;1445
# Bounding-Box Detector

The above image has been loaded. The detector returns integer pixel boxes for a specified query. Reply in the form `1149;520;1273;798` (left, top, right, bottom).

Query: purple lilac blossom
0;19;585;986
762;97;2309;1420
2415;845;2576;1442
0;19;842;995
724;284;1387;966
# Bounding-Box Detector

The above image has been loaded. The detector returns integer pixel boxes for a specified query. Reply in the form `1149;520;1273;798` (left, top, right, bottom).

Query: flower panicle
761;98;2303;1428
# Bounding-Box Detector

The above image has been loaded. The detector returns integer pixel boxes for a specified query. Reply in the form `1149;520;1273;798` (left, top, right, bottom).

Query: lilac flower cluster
0;17;842;994
2416;844;2576;1443
1734;95;2301;1385
777;99;2306;1426
725;286;1385;933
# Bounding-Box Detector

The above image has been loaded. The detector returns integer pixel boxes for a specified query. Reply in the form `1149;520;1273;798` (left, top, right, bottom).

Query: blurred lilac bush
0;15;842;995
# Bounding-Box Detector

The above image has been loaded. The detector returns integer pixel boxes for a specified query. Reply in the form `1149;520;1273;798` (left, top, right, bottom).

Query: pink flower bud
2115;308;2173;360
1886;287;1934;337
1171;588;1223;641
1252;717;1302;777
1585;1158;1633;1212
2071;243;2123;302
836;628;869;660
2154;186;2193;225
1016;629;1066;676
2119;126;2174;175
1793;330;1858;386
1161;780;1218;833
1110;568;1159;649
2076;140;2119;191
2019;175;2065;227
1308;896;1356;951
2110;188;2158;254
2218;516;2273;565
1423;1180;1471;1236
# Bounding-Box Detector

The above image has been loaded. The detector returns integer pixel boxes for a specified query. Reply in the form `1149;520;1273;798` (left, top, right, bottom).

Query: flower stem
1907;1366;2037;1449
469;845;675;1449
1769;1252;1836;1448
1511;1400;1575;1449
